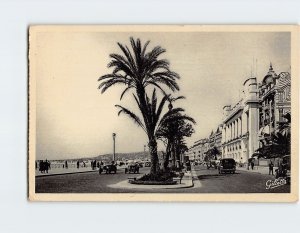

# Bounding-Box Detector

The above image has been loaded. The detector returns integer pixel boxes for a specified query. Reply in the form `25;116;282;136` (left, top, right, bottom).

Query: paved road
192;165;290;193
35;165;290;193
36;167;149;193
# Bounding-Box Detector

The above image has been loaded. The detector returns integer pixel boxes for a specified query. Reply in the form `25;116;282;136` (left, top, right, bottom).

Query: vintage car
206;159;219;169
275;155;290;184
125;163;140;174
99;163;117;174
218;158;236;174
144;161;151;167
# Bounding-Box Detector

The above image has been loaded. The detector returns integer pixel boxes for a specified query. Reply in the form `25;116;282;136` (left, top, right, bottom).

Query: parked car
125;163;140;174
99;163;117;174
144;161;151;167
206;159;219;169
218;158;236;174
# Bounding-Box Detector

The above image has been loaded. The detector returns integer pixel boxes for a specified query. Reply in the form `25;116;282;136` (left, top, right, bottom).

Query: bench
173;172;184;184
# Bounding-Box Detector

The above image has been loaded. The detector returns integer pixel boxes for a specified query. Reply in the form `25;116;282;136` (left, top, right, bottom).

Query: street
35;165;290;193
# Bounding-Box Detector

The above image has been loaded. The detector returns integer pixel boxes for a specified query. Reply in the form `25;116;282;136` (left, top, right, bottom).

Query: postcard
28;25;299;202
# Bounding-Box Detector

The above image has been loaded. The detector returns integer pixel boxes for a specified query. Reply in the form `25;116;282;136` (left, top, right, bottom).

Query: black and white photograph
28;25;298;201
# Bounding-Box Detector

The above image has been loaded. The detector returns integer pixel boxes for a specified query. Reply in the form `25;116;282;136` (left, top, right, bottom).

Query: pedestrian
39;160;44;173
45;159;49;173
251;161;254;170
269;160;274;175
65;160;68;169
77;160;80;169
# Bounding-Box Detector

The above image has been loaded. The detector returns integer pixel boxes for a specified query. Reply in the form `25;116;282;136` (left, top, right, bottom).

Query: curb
35;170;98;178
35;167;127;178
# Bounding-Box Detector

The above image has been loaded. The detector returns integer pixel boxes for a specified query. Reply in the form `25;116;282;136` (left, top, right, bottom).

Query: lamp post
112;133;116;162
144;145;146;157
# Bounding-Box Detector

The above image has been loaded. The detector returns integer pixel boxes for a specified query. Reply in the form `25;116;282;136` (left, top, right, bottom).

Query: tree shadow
197;172;241;180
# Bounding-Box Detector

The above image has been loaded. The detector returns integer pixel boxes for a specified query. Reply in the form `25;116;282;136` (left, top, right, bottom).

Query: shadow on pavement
198;172;241;180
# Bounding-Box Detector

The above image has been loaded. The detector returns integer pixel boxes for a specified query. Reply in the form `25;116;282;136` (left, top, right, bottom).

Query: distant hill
85;151;164;162
46;151;164;162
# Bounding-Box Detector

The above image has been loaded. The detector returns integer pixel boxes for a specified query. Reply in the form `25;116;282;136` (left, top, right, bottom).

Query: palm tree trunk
171;143;176;168
149;138;159;175
163;142;171;171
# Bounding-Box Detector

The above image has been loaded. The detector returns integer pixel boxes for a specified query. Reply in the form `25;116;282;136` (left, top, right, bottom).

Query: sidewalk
35;165;127;177
35;167;99;177
108;171;194;190
237;166;276;176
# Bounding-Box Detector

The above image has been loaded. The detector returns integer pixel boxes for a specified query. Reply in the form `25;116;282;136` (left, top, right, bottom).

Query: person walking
269;160;274;175
39;160;44;173
45;159;49;173
251;161;254;170
77;160;80;169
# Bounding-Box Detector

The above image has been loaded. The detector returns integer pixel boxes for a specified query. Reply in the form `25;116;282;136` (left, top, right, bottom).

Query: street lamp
112;133;116;162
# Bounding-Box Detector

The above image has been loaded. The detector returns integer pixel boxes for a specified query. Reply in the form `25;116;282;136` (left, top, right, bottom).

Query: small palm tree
98;38;181;175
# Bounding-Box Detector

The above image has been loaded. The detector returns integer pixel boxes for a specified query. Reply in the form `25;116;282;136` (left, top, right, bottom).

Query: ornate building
258;64;291;146
221;64;291;163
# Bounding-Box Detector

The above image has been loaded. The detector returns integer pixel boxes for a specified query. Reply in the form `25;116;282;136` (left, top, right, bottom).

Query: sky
33;29;291;160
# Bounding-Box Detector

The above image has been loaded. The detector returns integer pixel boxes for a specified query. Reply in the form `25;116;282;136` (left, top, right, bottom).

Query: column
240;117;242;136
234;122;236;139
236;119;239;138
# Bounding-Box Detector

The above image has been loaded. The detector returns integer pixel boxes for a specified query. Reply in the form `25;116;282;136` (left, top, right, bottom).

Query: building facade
186;125;223;162
258;65;291;146
221;64;291;163
185;138;209;162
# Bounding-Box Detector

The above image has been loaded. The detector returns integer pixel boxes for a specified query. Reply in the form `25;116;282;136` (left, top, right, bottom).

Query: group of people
248;159;275;175
90;160;103;170
37;160;51;173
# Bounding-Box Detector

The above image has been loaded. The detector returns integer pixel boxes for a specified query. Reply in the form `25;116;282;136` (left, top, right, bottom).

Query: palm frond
155;94;169;125
98;73;124;82
117;42;137;75
98;78;128;93
120;85;134;100
115;104;146;132
143;81;167;96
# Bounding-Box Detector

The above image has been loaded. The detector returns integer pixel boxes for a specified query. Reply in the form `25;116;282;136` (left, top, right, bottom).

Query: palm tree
115;89;186;175
254;113;291;159
98;38;180;175
156;111;195;170
205;146;220;161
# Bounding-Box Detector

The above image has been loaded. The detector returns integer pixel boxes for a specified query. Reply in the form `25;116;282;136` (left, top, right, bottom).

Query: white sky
34;31;290;160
